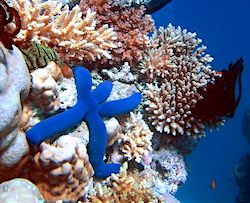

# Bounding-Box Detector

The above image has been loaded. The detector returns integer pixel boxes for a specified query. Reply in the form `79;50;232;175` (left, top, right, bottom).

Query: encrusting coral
140;24;219;138
0;178;44;203
0;43;30;182
29;66;61;113
26;66;142;178
80;0;154;68
11;0;117;64
25;135;94;202
88;162;164;202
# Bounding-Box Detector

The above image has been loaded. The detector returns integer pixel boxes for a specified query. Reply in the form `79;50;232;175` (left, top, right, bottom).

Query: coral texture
27;135;94;202
26;66;142;178
80;0;154;68
12;0;117;64
0;178;44;203
0;43;30;181
151;148;187;194
88;163;163;202
115;112;153;163
141;24;218;138
29;67;60;113
21;43;62;71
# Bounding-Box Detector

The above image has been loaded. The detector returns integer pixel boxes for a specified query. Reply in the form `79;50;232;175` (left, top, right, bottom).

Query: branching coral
0;0;21;50
11;0;117;64
80;0;154;68
88;163;163;202
116;112;153;163
141;24;219;138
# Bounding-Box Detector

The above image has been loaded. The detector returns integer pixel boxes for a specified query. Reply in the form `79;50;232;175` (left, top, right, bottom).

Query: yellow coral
89;163;163;203
12;0;117;64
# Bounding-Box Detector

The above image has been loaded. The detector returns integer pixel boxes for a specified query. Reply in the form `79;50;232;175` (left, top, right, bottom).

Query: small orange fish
216;71;223;75
210;180;216;190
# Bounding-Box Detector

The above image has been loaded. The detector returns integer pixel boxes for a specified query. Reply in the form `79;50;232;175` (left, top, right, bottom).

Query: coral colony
26;66;142;178
0;0;244;202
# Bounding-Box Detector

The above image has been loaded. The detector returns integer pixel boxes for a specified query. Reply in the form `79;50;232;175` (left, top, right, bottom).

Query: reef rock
26;135;94;202
0;43;30;182
0;178;44;203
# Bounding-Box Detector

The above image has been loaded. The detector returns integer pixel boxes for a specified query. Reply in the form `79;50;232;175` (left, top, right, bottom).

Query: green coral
21;43;62;71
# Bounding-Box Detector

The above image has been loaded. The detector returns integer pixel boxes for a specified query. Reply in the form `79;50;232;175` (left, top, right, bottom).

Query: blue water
152;1;250;202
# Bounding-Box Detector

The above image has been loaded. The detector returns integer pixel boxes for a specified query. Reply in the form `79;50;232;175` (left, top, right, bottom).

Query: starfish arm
91;81;113;104
72;66;92;101
85;110;120;178
26;102;86;145
98;92;142;117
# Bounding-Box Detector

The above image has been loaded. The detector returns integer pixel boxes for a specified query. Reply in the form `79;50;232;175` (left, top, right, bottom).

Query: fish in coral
0;0;21;50
210;180;216;190
26;66;142;178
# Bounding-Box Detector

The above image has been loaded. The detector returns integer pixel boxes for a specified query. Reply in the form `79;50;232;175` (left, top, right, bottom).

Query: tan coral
19;102;32;131
29;67;60;113
118;112;153;163
45;61;64;82
141;24;219;138
80;0;154;68
27;135;94;202
12;0;117;64
89;163;163;203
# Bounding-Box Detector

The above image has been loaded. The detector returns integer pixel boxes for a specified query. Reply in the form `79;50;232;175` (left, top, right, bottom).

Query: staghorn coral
88;163;163;202
80;0;154;68
141;24;219;138
26;135;94;202
11;0;117;64
115;112;153;163
21;43;62;71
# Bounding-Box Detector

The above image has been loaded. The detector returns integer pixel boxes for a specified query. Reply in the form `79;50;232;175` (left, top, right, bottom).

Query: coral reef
0;0;21;49
29;66;61;113
0;43;30;182
26;135;94;202
150;148;187;194
0;178;44;203
21;43;62;71
26;66;142;178
113;112;153;163
80;0;154;68
88;163;164;202
12;0;117;64
234;153;250;203
140;24;219;138
109;0;172;14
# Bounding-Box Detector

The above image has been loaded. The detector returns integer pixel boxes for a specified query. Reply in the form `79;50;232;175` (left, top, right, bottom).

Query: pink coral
80;0;154;69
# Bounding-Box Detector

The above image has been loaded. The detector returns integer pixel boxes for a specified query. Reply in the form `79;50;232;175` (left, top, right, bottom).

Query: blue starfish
26;66;142;178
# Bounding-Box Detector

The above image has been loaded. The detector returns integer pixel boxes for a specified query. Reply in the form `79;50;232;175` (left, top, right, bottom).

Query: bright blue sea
152;1;250;203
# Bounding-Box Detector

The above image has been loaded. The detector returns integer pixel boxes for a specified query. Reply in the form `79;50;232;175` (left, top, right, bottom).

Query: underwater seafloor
0;0;250;203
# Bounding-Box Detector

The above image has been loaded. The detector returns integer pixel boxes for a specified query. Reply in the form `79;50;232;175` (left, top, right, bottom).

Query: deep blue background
152;1;250;202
